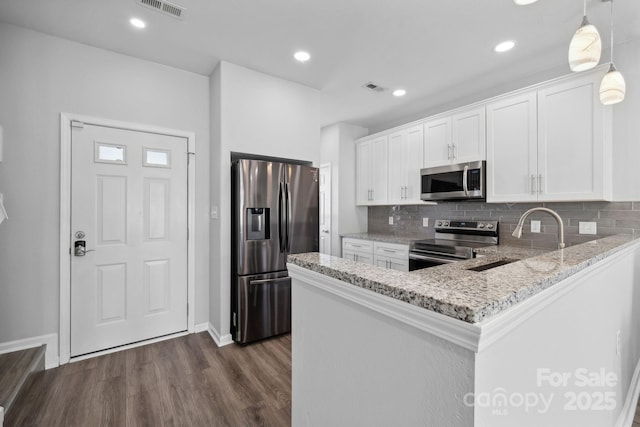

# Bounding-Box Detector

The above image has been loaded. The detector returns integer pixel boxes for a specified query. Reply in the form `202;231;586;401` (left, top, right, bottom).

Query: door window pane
143;148;171;168
95;142;126;164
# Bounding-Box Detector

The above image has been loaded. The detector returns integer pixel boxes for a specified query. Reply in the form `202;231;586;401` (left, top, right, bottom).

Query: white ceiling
0;0;638;131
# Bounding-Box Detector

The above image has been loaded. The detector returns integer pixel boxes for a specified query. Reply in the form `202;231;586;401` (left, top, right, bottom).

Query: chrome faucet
512;207;565;249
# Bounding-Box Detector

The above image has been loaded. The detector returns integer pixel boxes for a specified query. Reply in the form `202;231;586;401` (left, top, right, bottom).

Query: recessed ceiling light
130;18;146;29
294;51;311;63
494;40;516;53
392;89;407;97
514;0;539;4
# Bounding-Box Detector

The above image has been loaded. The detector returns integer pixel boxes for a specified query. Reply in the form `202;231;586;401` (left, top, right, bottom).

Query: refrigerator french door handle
285;182;292;252
278;182;286;253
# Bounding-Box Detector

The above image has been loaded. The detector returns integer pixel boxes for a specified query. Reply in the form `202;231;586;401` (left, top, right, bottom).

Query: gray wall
320;123;368;256
0;23;210;343
369;202;640;250
209;61;320;342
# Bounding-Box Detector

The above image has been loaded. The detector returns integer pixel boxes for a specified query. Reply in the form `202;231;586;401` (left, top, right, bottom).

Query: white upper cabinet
424;107;486;168
357;66;612;206
387;125;424;204
487;70;612;203
452;107;486;164
356;136;388;206
423;118;451;168
537;72;610;201
486;92;538;202
355;140;371;205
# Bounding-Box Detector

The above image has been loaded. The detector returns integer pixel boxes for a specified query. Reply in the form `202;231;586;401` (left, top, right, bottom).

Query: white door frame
59;113;196;364
319;163;332;256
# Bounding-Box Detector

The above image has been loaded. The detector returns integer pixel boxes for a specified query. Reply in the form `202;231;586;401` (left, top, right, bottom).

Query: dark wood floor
5;333;291;427
6;333;640;426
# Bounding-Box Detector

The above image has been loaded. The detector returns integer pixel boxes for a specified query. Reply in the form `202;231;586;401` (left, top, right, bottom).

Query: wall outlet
210;206;218;220
617;330;621;355
388;216;394;225
422;217;429;227
530;220;541;233
579;221;597;235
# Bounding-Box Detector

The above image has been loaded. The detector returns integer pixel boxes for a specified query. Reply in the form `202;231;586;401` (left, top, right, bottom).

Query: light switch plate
579;221;597;235
388;216;393;225
530;220;541;233
210;206;218;220
422;217;429;227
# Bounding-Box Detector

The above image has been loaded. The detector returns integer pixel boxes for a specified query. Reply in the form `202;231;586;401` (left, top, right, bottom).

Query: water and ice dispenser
246;208;270;240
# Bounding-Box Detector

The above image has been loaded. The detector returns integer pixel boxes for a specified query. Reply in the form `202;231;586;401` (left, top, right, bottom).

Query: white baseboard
194;322;209;333
207;323;233;347
0;333;59;370
615;357;640;427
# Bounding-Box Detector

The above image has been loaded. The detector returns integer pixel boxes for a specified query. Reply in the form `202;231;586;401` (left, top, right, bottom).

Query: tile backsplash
368;201;640;250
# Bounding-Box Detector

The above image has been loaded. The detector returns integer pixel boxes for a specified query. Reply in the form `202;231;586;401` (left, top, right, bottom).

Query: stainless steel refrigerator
231;159;319;344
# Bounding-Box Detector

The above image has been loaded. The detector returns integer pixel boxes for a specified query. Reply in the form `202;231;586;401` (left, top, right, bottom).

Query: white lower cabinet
342;238;409;271
342;238;374;265
373;241;409;272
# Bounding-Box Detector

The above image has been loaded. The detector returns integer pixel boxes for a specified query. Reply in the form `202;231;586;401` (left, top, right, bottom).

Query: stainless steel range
409;219;499;270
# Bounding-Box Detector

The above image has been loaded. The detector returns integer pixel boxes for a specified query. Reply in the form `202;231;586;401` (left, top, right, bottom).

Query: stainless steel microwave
420;161;486;201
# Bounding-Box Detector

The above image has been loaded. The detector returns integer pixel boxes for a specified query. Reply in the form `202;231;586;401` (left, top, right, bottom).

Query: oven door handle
408;253;461;264
410;249;469;259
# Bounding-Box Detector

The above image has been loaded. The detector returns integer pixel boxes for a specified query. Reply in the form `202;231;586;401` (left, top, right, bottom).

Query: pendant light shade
600;0;625;105
568;16;602;72
599;64;625;105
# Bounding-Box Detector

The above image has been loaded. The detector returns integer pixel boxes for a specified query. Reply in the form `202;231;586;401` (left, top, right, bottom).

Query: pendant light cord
610;0;614;63
583;0;587;17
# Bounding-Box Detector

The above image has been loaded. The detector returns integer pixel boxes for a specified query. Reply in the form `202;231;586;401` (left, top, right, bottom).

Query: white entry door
319;164;332;255
70;122;188;357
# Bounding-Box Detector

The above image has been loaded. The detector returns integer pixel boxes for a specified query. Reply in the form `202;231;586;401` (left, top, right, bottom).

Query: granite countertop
341;232;419;245
288;234;639;324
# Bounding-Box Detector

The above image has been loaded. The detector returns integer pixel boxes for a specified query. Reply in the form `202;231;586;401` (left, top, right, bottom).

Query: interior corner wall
0;23;210;344
611;38;640;201
209;65;222;334
320;122;368;256
209;61;320;340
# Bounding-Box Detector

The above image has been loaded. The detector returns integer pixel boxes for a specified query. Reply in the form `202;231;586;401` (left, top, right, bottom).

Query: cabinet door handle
538;174;542;194
447;144;452;160
371;189;374;200
530;174;536;195
452;144;457;159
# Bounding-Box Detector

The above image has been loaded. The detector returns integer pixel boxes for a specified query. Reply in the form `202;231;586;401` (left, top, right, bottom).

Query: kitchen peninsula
288;235;640;426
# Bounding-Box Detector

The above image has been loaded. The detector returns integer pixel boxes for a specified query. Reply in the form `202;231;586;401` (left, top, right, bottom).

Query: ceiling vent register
137;0;186;20
362;82;386;93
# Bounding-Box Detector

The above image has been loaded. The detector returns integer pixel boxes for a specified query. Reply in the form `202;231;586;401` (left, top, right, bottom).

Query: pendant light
600;0;625;105
568;0;602;72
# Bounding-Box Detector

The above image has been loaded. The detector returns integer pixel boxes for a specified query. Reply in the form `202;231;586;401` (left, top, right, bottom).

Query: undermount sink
467;259;518;272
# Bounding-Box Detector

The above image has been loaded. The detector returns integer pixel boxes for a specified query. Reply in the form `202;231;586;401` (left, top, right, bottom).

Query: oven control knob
444;221;449;226
436;221;442;226
487;224;494;229
478;223;485;228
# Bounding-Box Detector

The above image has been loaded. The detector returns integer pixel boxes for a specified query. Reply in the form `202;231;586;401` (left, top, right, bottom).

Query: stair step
0;345;46;422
